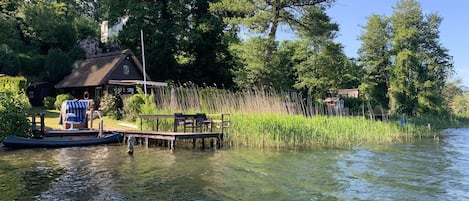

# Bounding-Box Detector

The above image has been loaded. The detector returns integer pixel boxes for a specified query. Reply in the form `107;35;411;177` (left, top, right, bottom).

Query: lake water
1;128;469;201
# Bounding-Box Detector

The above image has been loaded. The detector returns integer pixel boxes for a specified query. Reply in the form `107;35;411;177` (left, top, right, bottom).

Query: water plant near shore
229;113;434;149
129;85;449;148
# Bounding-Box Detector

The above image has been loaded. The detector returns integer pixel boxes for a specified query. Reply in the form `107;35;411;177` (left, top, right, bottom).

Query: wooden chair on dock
174;113;193;132
195;113;212;132
174;113;212;133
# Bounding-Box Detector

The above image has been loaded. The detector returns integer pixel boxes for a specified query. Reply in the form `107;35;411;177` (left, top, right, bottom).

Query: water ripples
1;129;469;200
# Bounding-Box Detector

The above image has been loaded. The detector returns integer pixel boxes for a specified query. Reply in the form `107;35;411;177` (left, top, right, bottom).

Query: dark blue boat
1;133;123;148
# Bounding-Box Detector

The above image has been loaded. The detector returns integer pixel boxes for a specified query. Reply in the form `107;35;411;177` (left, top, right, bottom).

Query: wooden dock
120;113;231;150
29;112;231;150
120;130;224;150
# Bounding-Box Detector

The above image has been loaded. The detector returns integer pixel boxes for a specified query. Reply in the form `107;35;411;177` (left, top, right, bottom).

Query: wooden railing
138;113;231;134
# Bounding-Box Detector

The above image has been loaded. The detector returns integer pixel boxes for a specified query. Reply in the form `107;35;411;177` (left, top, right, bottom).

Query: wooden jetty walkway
120;113;231;150
120;130;224;150
29;112;230;150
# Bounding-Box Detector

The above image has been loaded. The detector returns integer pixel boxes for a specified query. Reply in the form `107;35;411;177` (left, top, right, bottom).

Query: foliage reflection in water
1;129;469;200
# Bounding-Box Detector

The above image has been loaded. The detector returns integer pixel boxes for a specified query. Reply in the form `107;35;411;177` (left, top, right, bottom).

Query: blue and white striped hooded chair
59;100;89;129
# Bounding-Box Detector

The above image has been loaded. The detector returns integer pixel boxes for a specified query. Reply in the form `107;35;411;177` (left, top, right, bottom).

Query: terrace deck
120;130;224;150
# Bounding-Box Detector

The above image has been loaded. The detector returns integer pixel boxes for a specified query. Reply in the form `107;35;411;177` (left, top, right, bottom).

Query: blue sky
279;0;469;87
329;0;469;87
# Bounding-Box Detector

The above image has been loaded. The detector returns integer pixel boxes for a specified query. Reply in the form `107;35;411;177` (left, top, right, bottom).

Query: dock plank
119;130;224;150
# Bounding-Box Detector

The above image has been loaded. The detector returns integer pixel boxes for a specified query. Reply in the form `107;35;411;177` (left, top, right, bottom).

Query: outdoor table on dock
122;113;230;150
121;130;224;150
138;113;214;132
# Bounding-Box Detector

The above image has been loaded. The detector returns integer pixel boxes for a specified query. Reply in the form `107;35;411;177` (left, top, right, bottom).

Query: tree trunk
265;5;280;62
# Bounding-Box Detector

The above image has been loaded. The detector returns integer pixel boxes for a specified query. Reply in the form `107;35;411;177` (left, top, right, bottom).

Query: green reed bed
229;113;435;149
405;114;469;130
132;85;443;148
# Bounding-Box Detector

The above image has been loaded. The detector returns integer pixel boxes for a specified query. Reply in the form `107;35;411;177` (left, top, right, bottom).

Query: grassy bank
229;113;436;149
28;107;134;131
130;85;457;148
28;106;459;149
27;85;467;149
143;86;461;148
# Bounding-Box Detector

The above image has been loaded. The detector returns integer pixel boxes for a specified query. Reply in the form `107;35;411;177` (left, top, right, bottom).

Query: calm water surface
1;128;469;201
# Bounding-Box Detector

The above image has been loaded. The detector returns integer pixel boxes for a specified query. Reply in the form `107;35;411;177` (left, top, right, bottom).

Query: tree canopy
359;0;453;116
0;0;459;116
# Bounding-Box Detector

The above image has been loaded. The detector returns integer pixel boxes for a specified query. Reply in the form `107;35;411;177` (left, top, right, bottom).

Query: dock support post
170;140;176;150
217;135;222;148
31;113;36;136
145;137;149;148
40;113;45;136
128;136;136;154
90;109;94;129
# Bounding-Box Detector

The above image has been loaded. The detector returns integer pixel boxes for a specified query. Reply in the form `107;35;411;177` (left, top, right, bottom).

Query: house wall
107;58;144;80
337;89;359;98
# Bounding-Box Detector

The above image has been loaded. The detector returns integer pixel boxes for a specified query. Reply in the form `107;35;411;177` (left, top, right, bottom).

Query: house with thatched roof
55;49;166;103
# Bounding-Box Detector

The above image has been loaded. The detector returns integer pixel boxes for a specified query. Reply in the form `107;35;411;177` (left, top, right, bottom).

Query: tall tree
231;38;298;91
388;0;423;115
293;40;359;100
178;0;234;86
268;40;297;90
389;0;453;115
230;37;270;89
99;0;234;87
359;0;454;115
290;5;359;100
43;48;72;83
210;0;334;87
0;0;20;21
443;79;465;105
414;13;453;115
19;1;77;52
358;14;391;108
0;44;20;75
0;0;21;50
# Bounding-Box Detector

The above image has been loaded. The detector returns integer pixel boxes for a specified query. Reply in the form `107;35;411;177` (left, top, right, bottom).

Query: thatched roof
55;49;149;88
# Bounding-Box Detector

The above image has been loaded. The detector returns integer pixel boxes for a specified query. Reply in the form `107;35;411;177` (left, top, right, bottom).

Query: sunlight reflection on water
1;129;469;200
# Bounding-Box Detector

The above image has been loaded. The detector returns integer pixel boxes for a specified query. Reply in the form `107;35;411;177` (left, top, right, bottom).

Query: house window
123;65;130;75
108;86;135;95
28;91;34;99
95;87;102;102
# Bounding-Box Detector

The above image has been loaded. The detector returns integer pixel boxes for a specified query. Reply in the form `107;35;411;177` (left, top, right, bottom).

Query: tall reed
137;85;440;148
230;114;429;149
152;85;346;116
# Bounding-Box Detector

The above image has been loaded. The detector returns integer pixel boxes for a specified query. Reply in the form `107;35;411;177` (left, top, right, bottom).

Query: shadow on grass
27;107;135;131
28;107;61;130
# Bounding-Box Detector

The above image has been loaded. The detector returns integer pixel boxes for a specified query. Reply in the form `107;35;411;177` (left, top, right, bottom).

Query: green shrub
0;76;27;92
342;97;365;115
44;48;72;83
123;93;145;121
54;93;74;110
0;44;21;75
99;93;122;120
0;91;31;140
137;92;162;130
43;96;56;110
19;53;46;77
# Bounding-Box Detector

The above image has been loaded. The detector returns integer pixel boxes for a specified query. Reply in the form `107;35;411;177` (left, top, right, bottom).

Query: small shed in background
337;88;359;98
27;82;56;106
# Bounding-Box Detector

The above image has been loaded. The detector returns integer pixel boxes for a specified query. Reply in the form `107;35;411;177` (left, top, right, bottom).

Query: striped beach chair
59;100;89;129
